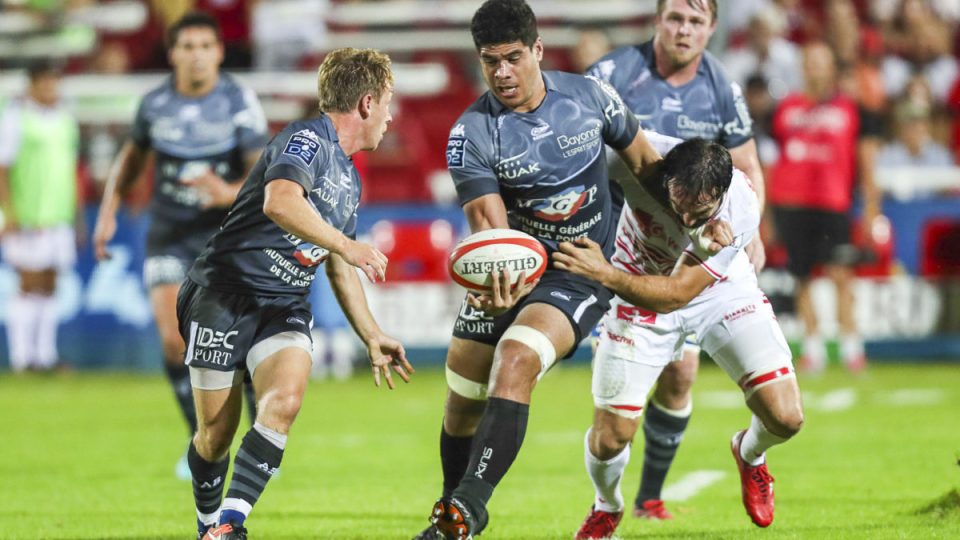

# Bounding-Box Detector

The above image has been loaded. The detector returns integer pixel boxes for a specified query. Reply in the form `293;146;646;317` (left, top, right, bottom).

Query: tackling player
414;1;661;538
555;135;803;538
92;12;265;478
587;0;768;518
183;48;413;540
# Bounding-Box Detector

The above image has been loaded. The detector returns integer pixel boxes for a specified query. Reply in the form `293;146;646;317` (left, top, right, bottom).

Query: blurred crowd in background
1;0;960;372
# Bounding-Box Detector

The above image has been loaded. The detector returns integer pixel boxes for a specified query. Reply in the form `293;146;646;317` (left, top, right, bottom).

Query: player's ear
358;93;373;120
533;38;544;62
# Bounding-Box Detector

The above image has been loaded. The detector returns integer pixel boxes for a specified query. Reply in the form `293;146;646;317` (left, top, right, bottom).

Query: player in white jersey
554;136;803;538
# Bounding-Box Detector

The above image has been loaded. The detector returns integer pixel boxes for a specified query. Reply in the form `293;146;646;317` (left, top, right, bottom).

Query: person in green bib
0;61;80;372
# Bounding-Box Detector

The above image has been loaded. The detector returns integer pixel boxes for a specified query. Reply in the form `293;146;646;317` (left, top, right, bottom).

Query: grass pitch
2;362;958;539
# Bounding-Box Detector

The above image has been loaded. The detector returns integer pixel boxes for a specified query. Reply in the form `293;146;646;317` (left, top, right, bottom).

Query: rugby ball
449;229;547;293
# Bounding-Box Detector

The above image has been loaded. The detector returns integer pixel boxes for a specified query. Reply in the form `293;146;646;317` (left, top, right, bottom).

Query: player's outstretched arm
463;193;509;233
93;141;150;260
553;235;723;313
263;178;387;282
326;253;414;389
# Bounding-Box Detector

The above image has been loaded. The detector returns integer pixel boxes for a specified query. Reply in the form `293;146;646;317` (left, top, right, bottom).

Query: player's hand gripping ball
448;229;547;293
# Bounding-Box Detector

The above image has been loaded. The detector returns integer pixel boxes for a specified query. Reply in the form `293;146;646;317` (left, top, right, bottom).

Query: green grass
1;362;958;539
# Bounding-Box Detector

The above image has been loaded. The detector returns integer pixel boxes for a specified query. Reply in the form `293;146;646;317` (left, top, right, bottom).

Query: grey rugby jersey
189;115;360;297
131;74;267;228
588;40;753;148
446;71;639;258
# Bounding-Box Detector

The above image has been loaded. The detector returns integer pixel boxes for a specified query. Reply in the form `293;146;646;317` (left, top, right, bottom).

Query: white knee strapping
499;325;558;378
445;365;488;400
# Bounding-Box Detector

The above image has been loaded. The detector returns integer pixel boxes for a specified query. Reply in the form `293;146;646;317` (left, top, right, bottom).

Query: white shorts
1;225;75;272
592;277;794;418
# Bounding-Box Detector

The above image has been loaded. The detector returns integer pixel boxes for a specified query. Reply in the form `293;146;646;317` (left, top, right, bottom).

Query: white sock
6;293;39;371
35;294;60;368
802;334;826;367
584;427;630;513
840;334;864;364
740;415;787;466
253;422;288;450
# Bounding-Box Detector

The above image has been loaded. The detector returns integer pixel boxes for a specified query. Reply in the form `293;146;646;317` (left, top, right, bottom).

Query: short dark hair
166;11;222;49
26;59;60;81
656;0;718;23
661;138;732;205
470;0;539;50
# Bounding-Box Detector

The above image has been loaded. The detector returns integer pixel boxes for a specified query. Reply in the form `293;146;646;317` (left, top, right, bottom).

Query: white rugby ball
449;229;547;293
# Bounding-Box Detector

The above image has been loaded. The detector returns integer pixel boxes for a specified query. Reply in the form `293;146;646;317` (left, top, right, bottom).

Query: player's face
169;26;223;90
364;88;394;151
478;39;545;112
29;72;60;107
655;0;716;68
667;180;722;228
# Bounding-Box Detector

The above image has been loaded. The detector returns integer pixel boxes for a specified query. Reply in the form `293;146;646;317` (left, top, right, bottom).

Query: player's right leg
634;344;696;520
413;336;495;539
577;302;673;539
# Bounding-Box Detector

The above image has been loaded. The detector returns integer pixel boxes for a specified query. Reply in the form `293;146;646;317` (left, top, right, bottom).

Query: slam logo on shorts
283;129;322;165
186;322;238;367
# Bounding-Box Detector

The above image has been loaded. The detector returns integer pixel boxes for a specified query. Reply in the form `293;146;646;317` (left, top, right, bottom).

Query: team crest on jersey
529;185;593;222
283;129;321;165
294;242;329;267
447;124;467;168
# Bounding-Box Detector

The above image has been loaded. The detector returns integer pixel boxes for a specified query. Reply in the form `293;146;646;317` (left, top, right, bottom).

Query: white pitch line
815;388;857;411
884;388;946;406
662;470;727;501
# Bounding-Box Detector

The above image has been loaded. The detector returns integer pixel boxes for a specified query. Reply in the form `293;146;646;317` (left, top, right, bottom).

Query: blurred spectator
948;77;960;162
570;26;612;74
879;0;958;103
0;61;80;372
768;42;883;373
744;73;778;168
722;6;802;98
877;99;954;172
251;0;328;71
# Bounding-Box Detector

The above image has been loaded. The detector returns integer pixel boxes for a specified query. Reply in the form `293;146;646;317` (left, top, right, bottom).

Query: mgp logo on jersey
519;185;598;222
186;322;239;367
283;129;322;165
294;243;329;267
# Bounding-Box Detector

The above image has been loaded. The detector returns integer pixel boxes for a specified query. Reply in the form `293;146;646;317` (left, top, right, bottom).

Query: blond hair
317;48;393;113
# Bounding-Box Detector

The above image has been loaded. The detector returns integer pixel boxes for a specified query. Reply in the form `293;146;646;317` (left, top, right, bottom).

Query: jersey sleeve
264;128;330;195
585;75;639;150
0;102;22;166
446;120;499;206
717;77;755;149
233;86;269;152
684;170;759;279
129;97;151;149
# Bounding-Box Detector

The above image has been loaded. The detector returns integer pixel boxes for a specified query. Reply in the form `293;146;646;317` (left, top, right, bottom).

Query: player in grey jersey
587;0;769;520
92;12;266;479
415;1;662;539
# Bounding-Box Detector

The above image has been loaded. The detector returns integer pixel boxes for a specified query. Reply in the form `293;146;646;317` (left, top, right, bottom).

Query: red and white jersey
612;131;759;288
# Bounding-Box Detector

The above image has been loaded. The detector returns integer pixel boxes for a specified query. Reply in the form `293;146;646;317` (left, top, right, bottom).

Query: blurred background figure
722;6;802;99
768;41;882;373
570;26;612;74
0;61;79;373
876;98;954;193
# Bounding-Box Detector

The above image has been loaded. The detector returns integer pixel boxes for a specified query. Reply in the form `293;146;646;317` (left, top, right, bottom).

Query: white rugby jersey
612;131;759;286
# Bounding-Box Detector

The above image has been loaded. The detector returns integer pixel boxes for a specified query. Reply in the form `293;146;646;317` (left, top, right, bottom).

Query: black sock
440;427;473;498
636;400;691;504
165;363;197;434
221;427;284;525
242;373;257;425
188;440;229;530
452;397;529;527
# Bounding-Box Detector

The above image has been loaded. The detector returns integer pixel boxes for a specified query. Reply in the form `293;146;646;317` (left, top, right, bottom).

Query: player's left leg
440;303;575;538
211;339;312;536
826;263;866;372
705;299;802;528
